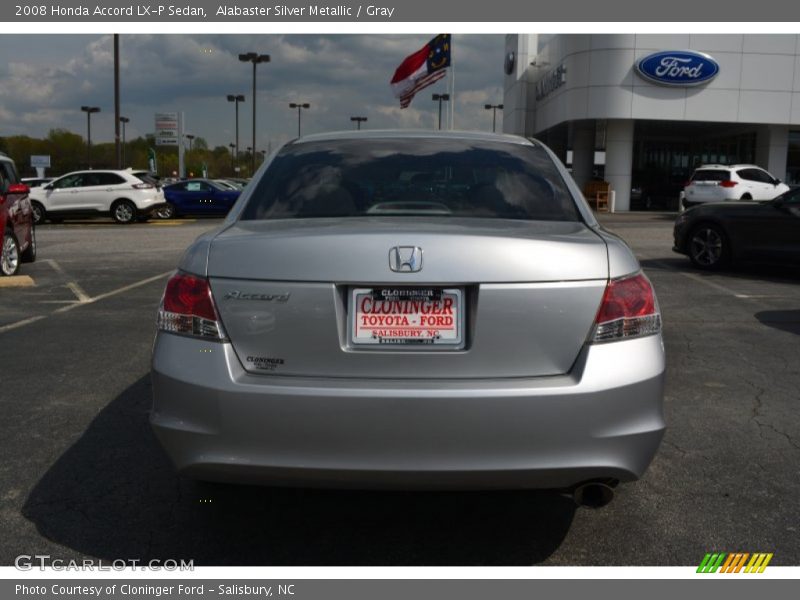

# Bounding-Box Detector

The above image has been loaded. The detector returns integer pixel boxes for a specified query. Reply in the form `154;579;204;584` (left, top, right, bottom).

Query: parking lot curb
0;275;35;288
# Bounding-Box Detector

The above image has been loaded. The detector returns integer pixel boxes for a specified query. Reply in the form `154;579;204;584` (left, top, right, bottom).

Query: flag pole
449;35;455;130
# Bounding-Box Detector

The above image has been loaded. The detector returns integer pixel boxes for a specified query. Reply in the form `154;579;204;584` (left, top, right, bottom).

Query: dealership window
787;131;800;186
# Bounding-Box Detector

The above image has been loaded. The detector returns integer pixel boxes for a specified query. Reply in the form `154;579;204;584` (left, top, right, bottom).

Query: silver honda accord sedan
151;131;664;505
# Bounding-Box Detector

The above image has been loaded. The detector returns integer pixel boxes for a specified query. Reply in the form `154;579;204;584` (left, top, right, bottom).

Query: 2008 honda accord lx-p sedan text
151;131;665;507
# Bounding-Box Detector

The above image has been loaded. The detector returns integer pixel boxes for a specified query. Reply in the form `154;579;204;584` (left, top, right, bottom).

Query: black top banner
2;0;800;21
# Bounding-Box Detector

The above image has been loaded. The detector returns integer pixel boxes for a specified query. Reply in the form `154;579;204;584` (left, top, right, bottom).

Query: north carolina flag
390;34;451;109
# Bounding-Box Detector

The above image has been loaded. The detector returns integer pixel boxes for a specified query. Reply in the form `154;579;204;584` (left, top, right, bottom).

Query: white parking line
0;271;172;333
0;315;46;334
44;259;92;303
54;271;172;313
644;258;789;300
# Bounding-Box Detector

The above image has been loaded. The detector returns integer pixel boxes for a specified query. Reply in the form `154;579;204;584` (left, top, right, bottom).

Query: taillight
133;183;154;189
157;272;226;340
591;272;661;343
719;180;737;188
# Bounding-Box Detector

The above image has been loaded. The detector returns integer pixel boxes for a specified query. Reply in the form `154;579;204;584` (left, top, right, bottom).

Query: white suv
682;164;790;209
29;169;167;224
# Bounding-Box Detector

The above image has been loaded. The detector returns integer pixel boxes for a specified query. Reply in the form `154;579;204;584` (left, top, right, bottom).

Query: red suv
1;152;36;276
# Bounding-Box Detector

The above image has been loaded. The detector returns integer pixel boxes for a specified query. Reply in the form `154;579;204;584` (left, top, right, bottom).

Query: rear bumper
150;334;665;490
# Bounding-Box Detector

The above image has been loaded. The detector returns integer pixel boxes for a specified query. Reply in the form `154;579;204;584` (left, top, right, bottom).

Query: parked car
1;153;36;276
21;177;54;188
151;131;665;506
28;169;168;224
673;186;800;269
682;164;790;209
157;178;241;219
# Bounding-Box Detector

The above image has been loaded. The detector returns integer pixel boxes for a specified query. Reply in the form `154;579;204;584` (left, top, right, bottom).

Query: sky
0;34;506;153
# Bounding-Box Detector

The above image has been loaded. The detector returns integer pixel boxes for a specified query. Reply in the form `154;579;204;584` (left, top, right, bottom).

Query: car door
737;168;772;200
92;172;129;211
738;188;800;261
45;173;87;213
75;171;108;212
0;160;28;245
766;189;800;260
183;181;212;213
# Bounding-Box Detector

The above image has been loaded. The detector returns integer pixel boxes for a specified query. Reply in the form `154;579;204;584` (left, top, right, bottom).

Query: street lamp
80;106;101;167
484;104;504;133
185;134;195;152
226;94;245;169
350;116;367;130
431;93;450;130
238;52;270;175
228;142;236;172
119;116;130;166
289;102;310;137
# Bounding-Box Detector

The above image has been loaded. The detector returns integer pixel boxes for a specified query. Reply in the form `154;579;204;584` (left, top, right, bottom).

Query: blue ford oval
636;50;719;86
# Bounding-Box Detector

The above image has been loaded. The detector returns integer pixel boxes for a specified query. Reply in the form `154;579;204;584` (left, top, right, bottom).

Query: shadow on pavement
22;376;576;566
755;310;800;336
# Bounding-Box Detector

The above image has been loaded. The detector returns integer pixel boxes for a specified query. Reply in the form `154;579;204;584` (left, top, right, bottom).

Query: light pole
228;142;236;172
350;116;367;130
226;94;245;170
238;52;270;175
289;102;310;137
119;116;129;166
484;104;504;133
80;106;101;168
432;93;450;130
185;134;195;152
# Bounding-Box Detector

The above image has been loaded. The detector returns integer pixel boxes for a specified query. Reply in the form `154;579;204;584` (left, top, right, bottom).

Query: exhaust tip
573;481;615;509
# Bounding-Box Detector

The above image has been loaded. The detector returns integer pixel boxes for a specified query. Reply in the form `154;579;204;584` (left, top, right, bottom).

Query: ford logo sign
636;50;719;86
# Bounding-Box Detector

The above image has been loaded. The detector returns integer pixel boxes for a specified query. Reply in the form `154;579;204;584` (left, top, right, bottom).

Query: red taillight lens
158;272;226;340
592;272;661;343
719;180;737;188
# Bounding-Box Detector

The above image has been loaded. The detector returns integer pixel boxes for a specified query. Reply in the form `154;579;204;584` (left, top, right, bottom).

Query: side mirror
773;178;781;186
7;183;30;194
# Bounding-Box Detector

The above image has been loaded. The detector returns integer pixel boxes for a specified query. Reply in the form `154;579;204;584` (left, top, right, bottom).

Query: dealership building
502;34;800;210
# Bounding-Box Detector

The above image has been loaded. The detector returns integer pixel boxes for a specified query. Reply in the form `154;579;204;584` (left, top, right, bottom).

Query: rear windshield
134;172;161;188
691;169;730;182
240;138;581;222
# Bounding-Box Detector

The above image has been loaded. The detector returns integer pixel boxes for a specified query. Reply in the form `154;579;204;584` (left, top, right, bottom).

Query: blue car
158;179;240;218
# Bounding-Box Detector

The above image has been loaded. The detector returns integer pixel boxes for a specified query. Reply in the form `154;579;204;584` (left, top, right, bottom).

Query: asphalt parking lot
1;213;798;566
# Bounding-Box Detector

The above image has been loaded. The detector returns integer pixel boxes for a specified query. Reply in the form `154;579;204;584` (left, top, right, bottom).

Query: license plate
350;287;463;347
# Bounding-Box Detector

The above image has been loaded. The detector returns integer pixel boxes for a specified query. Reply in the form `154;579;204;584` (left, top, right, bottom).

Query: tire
111;199;137;224
31;201;45;225
740;193;752;200
21;225;36;263
688;223;730;270
155;203;176;219
1;230;20;276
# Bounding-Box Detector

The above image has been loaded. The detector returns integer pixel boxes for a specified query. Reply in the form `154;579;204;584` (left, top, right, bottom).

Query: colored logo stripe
698;552;773;573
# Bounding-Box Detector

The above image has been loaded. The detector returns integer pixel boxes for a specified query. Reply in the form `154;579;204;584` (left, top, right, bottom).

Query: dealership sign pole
154;111;184;177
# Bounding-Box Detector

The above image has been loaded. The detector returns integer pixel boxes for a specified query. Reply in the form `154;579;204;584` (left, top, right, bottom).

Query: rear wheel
1;230;20;276
111;200;137;224
21;226;36;263
740;193;752;200
31;201;45;225
155;203;176;219
688;223;729;270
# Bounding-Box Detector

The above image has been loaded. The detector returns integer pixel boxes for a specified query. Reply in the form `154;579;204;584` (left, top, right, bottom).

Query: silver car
151;131;664;507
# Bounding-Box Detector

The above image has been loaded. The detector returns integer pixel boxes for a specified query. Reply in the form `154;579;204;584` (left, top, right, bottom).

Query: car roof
694;164;764;170
290;129;538;147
